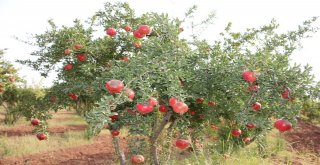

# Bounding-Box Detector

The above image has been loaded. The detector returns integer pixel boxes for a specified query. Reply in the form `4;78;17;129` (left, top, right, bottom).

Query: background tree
0;49;49;137
1;48;21;124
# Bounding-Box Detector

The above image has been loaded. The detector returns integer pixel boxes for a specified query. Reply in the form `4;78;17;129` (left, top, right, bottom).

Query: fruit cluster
31;119;47;141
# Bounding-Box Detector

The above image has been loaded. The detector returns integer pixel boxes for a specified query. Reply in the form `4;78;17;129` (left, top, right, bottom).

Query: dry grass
170;129;319;165
1;107;319;164
0;109;87;130
0;109;92;158
0;131;92;158
47;110;87;127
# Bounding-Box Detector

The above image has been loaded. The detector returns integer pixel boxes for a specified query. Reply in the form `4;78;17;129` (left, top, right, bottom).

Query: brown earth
0;135;127;165
0;125;87;136
0;110;87;136
284;119;320;155
0;119;319;165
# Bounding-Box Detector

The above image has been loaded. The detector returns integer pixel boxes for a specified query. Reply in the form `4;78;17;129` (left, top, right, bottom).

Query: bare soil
284;119;320;155
0;119;319;165
0;135;127;165
0;125;87;136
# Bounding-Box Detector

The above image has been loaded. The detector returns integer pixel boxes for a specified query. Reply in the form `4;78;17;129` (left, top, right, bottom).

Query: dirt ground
285;120;320;155
0;125;87;136
0;135;124;165
0;119;319;165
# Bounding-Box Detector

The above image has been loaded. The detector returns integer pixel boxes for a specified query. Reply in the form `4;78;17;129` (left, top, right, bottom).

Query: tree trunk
150;140;159;165
112;136;126;165
2;102;19;125
164;119;178;164
150;111;172;165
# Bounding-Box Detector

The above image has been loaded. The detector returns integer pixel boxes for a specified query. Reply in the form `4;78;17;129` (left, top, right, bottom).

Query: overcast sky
0;0;319;87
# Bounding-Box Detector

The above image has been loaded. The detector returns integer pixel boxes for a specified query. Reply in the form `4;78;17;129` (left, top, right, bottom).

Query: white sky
0;0;319;87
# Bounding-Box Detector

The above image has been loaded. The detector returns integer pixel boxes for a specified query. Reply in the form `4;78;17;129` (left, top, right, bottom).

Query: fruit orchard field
0;110;319;165
1;2;320;165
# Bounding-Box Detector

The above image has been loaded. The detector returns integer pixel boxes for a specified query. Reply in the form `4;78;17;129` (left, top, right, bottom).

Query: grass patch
0;117;29;130
48;114;87;127
0;131;92;158
47;110;87;127
0;109;87;131
168;129;318;165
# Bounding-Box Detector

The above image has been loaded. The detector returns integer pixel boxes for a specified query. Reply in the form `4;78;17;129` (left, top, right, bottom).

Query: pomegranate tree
1;50;51;132
16;2;319;165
